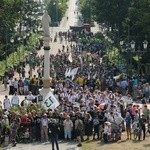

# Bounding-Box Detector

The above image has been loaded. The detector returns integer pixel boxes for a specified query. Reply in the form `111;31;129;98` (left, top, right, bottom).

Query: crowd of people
0;31;150;149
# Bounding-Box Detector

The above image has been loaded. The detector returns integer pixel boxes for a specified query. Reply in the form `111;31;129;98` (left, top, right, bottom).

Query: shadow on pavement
143;143;150;147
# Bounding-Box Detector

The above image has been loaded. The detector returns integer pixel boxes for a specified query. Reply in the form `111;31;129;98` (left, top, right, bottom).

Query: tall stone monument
40;10;51;99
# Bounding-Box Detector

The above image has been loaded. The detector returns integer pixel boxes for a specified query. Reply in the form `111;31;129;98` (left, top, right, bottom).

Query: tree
0;0;24;44
46;0;68;26
80;0;91;23
126;0;150;64
92;0;130;34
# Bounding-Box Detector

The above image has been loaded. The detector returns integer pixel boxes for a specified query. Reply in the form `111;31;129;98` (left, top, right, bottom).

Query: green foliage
0;33;39;76
47;0;68;25
0;0;24;43
80;0;91;23
91;0;150;64
9;104;45;114
92;0;130;32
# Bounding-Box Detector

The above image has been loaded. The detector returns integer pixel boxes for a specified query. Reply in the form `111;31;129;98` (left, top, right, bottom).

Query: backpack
20;100;24;106
76;120;83;131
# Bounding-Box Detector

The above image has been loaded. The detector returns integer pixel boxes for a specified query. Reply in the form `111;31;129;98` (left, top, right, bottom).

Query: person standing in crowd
9;78;14;95
142;105;149;121
41;113;49;142
20;96;28;107
75;116;83;147
139;114;147;140
18;77;24;95
143;83;150;100
125;112;132;140
23;78;30;95
3;76;8;91
49;119;60;150
93;115;100;140
10;119;18;147
63;115;73;141
11;92;20;106
120;78;128;95
3;95;11;110
84;113;92;141
30;75;37;95
27;91;35;103
13;78;18;93
35;112;42;141
103;122;110;143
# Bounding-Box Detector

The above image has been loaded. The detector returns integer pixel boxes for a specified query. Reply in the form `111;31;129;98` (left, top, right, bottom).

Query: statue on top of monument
41;10;51;37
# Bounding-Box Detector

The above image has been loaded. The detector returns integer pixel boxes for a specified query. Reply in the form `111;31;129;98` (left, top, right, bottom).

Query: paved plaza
7;141;78;150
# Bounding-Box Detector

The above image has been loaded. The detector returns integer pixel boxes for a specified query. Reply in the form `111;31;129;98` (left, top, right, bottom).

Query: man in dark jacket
139;114;147;140
49;119;59;150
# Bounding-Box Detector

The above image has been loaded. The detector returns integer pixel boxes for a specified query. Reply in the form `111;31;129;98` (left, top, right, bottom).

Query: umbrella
98;103;105;109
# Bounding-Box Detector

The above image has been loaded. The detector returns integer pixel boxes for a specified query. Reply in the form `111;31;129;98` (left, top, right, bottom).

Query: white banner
67;67;72;77
113;74;121;80
43;91;60;110
68;52;73;63
65;68;69;78
70;67;78;80
93;72;97;79
88;72;90;80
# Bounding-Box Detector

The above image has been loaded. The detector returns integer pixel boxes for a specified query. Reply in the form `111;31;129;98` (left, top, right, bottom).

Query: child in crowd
125;112;132;140
103;122;110;143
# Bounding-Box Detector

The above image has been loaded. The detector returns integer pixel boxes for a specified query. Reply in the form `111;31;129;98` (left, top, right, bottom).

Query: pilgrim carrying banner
43;91;60;110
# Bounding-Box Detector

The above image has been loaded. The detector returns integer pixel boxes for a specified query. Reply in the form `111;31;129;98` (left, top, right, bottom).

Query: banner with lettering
43;91;60;110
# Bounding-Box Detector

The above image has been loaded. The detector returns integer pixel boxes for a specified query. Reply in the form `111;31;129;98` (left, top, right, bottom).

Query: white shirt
114;115;123;125
4;98;11;110
27;94;35;101
41;118;48;127
63;119;73;131
104;125;109;134
13;81;18;89
11;95;19;105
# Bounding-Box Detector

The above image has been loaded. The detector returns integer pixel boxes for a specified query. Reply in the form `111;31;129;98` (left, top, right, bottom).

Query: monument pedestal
43;79;50;88
39;88;51;100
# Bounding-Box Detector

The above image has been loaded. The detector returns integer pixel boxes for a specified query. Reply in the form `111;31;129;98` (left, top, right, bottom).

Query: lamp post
23;35;26;60
17;37;21;62
120;40;135;76
130;40;148;77
10;38;15;66
120;40;148;76
53;0;58;26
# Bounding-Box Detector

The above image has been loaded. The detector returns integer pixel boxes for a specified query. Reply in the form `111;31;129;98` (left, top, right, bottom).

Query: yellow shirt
77;77;84;86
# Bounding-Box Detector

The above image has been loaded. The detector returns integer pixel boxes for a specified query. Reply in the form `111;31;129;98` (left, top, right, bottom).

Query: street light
53;0;58;26
17;37;21;62
129;40;148;76
23;35;27;60
120;40;136;76
120;40;148;76
10;38;15;66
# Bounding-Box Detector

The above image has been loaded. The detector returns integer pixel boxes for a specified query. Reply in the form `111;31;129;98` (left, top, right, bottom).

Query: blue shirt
125;116;132;127
24;79;29;86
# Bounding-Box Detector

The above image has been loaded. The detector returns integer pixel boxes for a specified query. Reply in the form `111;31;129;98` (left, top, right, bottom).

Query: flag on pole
67;67;72;77
43;91;60;111
88;72;90;80
78;55;83;71
93;72;97;79
70;67;78;80
113;74;121;80
65;68;69;78
68;52;73;63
